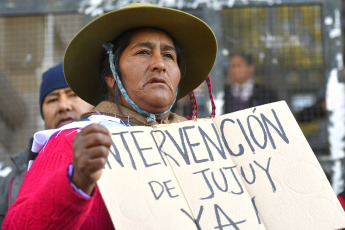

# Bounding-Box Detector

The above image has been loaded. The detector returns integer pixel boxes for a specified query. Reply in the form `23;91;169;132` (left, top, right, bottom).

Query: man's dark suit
223;83;278;114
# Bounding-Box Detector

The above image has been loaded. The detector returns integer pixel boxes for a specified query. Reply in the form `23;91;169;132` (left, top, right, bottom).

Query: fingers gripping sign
72;124;112;195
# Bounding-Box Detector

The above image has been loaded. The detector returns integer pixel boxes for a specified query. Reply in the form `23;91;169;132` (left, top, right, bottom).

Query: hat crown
64;3;217;106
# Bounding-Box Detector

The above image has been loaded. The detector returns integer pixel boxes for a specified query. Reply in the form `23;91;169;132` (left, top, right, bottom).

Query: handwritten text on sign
98;101;345;230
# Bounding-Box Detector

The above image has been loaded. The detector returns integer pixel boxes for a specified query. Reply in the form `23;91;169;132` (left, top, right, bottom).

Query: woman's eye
164;53;175;60
137;50;150;55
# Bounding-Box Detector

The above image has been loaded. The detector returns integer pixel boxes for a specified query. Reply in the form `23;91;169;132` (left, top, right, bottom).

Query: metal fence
0;12;84;162
222;4;330;179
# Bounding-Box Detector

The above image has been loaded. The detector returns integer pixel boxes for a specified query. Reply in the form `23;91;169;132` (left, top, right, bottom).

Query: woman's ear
105;75;116;88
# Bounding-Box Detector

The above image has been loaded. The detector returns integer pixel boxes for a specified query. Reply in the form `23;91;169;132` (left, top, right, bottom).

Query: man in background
223;53;278;114
0;63;93;226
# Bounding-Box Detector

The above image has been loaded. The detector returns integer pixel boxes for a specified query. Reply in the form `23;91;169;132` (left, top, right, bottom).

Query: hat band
103;43;177;123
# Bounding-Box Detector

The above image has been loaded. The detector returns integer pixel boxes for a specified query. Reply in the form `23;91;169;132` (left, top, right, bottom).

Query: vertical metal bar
322;0;345;194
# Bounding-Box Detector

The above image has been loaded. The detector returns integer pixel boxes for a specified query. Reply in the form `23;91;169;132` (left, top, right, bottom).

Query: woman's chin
139;95;174;112
142;102;174;114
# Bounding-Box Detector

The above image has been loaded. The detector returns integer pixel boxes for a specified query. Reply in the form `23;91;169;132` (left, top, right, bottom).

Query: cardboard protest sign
97;101;345;230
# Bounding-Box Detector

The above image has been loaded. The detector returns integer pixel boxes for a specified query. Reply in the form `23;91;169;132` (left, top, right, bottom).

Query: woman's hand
72;124;112;195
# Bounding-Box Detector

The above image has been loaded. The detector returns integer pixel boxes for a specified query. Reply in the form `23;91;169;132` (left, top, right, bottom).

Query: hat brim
64;3;217;106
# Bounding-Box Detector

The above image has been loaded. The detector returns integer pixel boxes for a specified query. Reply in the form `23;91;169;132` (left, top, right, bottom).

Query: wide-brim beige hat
63;3;217;106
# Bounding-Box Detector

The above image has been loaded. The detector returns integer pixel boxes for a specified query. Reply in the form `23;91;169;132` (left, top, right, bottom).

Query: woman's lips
146;77;172;91
147;77;167;85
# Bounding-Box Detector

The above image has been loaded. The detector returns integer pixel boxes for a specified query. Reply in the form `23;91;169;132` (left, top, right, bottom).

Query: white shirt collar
231;78;254;101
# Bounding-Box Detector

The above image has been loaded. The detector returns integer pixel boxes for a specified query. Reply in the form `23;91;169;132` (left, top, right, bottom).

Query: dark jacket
223;83;278;114
0;141;31;228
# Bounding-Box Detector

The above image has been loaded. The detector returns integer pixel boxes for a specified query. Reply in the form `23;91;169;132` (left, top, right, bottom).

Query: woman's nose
150;53;166;72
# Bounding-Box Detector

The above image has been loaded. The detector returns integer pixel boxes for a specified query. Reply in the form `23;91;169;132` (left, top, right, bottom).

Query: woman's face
117;28;181;115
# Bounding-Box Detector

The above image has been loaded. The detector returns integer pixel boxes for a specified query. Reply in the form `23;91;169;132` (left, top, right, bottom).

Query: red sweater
338;195;345;230
339;195;345;210
3;129;115;230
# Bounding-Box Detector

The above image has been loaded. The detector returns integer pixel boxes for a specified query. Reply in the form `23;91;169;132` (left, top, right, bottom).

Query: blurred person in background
223;53;278;114
0;63;93;226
